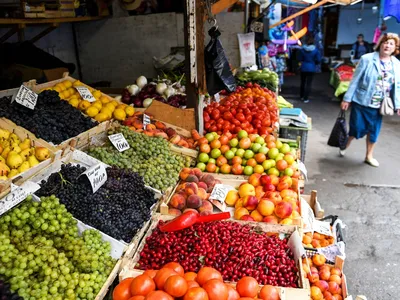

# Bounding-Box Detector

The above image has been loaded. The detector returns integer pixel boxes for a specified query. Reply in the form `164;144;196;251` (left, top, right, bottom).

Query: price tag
75;86;96;102
12;85;38;110
209;184;235;203
143;114;151;130
313;220;334;237
108;133;130;152
0;181;40;216
83;164;107;193
317;244;344;262
297;160;308;181
214;93;220;103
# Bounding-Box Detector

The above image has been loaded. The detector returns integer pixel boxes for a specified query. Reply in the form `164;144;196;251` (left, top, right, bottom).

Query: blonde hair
374;33;400;56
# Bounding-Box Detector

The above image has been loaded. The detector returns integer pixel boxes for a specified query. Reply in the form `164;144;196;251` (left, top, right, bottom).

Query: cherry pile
137;221;299;287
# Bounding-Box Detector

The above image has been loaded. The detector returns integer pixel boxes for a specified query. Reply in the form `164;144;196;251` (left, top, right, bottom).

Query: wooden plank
211;0;239;15
196;0;207;95
0;16;104;25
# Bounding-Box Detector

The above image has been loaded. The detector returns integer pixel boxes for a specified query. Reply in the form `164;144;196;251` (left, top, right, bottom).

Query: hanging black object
204;26;236;96
327;110;349;150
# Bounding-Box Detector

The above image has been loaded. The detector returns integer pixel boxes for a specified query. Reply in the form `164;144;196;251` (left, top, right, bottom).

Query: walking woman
341;33;400;167
299;35;321;103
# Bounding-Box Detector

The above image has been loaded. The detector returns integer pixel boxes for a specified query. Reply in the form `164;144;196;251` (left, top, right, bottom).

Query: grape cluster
0;90;97;144
36;164;156;242
0;195;116;300
87;126;191;191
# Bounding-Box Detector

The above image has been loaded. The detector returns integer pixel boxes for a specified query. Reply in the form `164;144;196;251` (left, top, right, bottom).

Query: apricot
274;201;293;219
225;190;239;207
255;185;265;200
234;207;249;220
250;210;263;222
248;173;261;187
185;182;198;196
328;282;340;294
168;208;182;216
279;218;293;225
312;254;326;267
257;199;275;216
198;200;213;213
303;235;312;245
187;195;202;209
310;286;323;300
323;291;333;300
312;239;321;248
329;275;342;285
235;198;244;209
307;273;319;284
262;215;278;224
179;168;191;180
170;194;186;210
319;269;331;281
196;188;208;201
238;183;256;198
330;267;342;277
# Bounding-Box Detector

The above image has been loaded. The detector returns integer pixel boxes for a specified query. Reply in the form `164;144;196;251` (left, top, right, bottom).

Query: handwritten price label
83;164;107;193
210;184;235;203
75;86;96;102
0;181;40;216
12;85;38;110
143;114;151;130
317;244;343;262
313;220;334;237
108;133;130;152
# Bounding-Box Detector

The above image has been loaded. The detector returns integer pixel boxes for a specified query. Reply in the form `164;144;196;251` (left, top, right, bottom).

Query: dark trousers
300;72;314;100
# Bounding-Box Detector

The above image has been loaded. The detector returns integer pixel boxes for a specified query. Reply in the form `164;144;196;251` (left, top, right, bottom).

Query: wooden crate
301;190;324;219
119;214;311;299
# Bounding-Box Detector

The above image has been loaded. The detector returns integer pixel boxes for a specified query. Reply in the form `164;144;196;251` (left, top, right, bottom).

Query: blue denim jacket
343;52;400;109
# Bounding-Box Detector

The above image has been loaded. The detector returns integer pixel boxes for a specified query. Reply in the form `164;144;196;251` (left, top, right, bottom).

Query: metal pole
244;0;249;33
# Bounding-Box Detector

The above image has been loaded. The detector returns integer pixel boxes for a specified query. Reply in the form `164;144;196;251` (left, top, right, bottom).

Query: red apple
264;184;276;192
243;195;259;211
260;175;271;186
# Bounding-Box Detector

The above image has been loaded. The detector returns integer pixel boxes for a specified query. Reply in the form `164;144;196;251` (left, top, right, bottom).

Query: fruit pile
227;174;300;225
87;126;191;191
0;90;97;144
115;262;280;300
0;128;50;180
302;232;335;249
196;130;299;177
123;113;198;149
137;220;299;287
36;164;156;242
0;195;116;300
167;168;223;216
45;80;135;122
303;255;344;300
203;84;278;136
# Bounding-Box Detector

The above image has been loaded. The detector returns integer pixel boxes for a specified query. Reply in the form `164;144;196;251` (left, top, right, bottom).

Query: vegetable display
236;69;279;92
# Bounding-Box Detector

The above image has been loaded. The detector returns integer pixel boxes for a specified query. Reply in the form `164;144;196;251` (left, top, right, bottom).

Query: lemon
55;82;66;91
95;113;108;122
100;96;110;104
73;80;82;87
111;100;119;107
62;90;71;99
92;101;103;111
53;86;61;93
78;100;91;111
86;106;99;118
113;108;126;121
116;104;127;110
69;98;79;108
125;106;135;117
64;80;73;88
100;107;113;118
69;94;77;100
105;103;115;112
67;87;76;96
93;90;102;99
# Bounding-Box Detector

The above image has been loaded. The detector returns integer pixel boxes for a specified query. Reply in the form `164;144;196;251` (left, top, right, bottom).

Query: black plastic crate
279;127;308;162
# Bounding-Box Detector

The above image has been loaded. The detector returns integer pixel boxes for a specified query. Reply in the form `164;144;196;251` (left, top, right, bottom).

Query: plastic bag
205;27;236;96
237;32;256;67
327;110;348;150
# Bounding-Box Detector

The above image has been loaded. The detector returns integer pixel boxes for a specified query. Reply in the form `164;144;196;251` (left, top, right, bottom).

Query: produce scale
0;73;352;300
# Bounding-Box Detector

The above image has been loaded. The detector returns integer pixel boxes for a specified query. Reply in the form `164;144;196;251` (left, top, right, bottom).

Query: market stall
329;64;356;98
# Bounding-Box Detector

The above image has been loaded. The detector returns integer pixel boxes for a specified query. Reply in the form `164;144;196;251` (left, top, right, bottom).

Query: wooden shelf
0;16;104;25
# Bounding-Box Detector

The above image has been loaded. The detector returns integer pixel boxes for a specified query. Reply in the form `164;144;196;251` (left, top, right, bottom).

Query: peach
279;218;293;225
328;282;340;294
170;194;186;210
192;168;203;179
234;207;249;220
330;267;342;277
248;173;261;187
257;199;275;216
280;189;298;199
225;190;239;206
323;291;333;300
200;210;212;216
243;195;259;211
198;200;213;213
197;188;208;200
310;286;323;300
312;239;321;248
329;275;342;285
337;288;342;296
274;201;293;219
186;174;199;183
264;191;282;205
179;168;192;180
240;215;255;221
187;195;202;209
319;269;331;281
314;280;329;293
238;183;256;198
200;174;215;187
262;215;278;224
250;210;263;222
307;273;319;284
185;182;198;195
198;182;208;190
255;185;265;200
235;198;244;209
168;208;182;216
312;254;326;267
177;190;188;199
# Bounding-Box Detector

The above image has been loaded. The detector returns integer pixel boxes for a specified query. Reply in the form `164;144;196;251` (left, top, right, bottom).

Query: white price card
75;86;96;102
108;133;130;152
297;160;308;181
209;184;235;203
317;244;344;262
214;93;220;103
0;181;40;216
12;85;38;110
143;114;151;129
313;220;334;237
83;163;107;193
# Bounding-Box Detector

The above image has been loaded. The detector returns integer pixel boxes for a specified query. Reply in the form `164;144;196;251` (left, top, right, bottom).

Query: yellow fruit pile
0;129;51;180
45;80;134;122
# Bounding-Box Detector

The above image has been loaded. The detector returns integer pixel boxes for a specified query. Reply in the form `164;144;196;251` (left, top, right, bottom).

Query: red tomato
203;112;210;122
211;110;220;120
204;122;211;130
113;278;134;300
223;112;233;120
236;113;245;122
210;125;217;132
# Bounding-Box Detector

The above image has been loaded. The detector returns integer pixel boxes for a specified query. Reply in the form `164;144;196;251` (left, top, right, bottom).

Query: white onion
143;98;153;108
136;76;147;89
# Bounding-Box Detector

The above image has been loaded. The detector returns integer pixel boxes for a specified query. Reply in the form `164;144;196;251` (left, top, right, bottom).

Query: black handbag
327;110;349;150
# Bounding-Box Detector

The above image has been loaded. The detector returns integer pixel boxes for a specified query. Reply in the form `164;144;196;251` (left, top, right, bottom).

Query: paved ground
281;73;400;300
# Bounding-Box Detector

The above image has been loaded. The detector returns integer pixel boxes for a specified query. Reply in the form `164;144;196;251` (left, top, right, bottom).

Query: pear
2;147;11;159
0;156;5;164
1;140;10;149
10;143;21;153
20;148;33;161
9;133;19;143
17;161;30;173
0;162;10;176
35;147;50;161
0;129;10;141
6;152;23;169
19;138;31;151
0;175;8;181
28;155;40;167
8;169;19;179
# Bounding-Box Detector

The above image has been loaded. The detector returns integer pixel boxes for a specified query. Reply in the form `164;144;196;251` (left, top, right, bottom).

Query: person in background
258;41;270;69
341;33;400;167
298;35;321;103
352;34;372;60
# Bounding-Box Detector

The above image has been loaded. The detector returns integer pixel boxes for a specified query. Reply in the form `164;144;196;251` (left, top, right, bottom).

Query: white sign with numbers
143;114;151;129
209;184;235;203
108;133;130;152
83;163;107;193
13;85;38;110
0;181;40;216
75;86;96;102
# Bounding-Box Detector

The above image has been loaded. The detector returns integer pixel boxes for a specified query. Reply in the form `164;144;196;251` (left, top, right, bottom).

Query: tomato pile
137;220;299;288
203;84;278;136
114;262;281;300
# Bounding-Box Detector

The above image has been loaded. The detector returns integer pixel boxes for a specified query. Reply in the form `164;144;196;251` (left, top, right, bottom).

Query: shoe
339;149;346;157
365;158;379;167
303;99;310;103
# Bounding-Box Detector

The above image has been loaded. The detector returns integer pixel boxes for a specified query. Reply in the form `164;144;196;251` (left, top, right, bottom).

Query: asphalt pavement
281;72;400;300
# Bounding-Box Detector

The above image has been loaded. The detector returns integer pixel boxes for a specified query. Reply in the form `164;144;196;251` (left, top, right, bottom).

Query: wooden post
196;0;207;95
